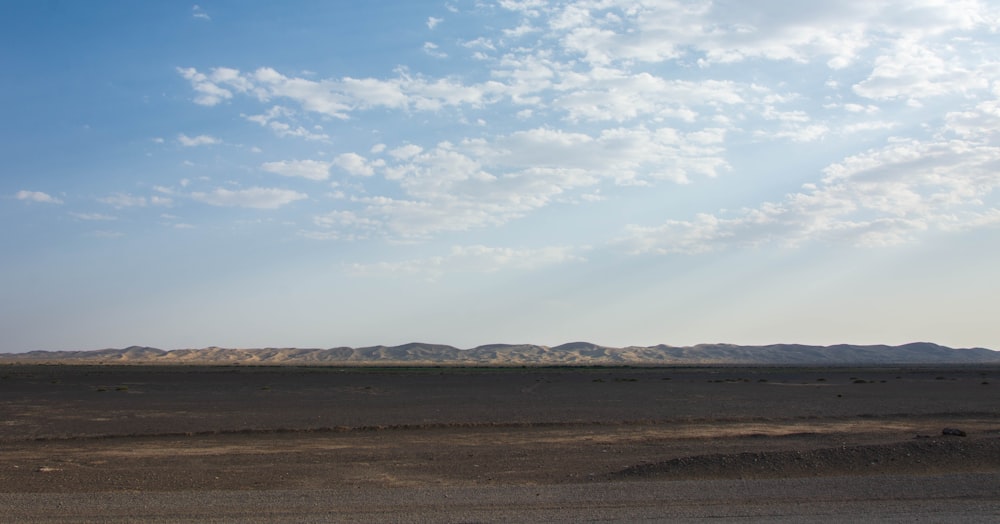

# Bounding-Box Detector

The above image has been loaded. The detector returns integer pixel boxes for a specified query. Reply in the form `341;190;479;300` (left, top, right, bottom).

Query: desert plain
1;363;999;522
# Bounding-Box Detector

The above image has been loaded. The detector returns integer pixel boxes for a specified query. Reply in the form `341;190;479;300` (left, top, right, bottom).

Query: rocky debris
942;427;967;437
616;438;1000;480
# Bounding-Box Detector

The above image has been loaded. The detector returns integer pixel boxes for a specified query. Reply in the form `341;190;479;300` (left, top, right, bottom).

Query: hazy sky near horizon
3;1;999;352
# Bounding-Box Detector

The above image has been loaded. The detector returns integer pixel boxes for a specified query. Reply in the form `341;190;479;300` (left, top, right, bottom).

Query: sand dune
3;341;999;365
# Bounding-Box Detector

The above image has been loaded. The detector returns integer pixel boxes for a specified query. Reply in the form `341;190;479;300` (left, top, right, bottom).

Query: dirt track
2;365;999;521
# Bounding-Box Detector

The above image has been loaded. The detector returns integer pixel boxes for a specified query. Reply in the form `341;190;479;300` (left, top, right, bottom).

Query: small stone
941;427;967;437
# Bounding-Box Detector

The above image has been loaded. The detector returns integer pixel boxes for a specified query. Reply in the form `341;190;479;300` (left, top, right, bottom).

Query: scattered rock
616;438;1000;480
942;428;967;437
35;466;59;473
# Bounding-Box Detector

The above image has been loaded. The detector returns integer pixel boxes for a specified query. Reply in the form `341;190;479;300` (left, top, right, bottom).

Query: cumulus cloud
191;187;308;209
177;133;221;146
260;159;332;181
16;190;62;204
521;0;996;70
100;193;152;208
423;42;447;58
853;39;991;103
243;106;329;141
178;66;501;119
175;0;1000;248
299;123;733;241
622;124;1000;254
192;5;210;21
70;212;116;221
332;153;377;177
177;67;235;106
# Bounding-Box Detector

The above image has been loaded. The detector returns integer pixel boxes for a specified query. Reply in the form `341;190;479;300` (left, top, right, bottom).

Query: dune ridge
3;341;998;365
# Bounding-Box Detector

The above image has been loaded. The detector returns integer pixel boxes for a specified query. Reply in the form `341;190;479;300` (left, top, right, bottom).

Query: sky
2;1;999;352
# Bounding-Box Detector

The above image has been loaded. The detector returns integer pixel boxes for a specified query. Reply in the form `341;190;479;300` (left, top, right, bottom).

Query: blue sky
3;1;999;352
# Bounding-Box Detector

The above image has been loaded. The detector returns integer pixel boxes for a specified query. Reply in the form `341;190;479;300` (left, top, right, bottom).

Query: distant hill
2;342;999;365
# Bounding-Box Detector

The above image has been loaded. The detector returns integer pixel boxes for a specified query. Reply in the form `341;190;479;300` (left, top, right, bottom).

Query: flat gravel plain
1;364;999;521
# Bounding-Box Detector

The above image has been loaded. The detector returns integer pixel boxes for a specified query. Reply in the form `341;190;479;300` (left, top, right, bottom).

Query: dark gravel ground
1;364;999;520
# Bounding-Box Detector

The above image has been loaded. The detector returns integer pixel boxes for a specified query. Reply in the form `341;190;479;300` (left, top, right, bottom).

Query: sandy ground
1;364;999;521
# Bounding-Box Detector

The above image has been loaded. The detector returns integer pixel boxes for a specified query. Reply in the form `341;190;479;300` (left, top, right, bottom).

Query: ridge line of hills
2;342;999;365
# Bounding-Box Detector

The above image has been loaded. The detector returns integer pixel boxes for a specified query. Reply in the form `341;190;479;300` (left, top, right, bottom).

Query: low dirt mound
618;437;1000;479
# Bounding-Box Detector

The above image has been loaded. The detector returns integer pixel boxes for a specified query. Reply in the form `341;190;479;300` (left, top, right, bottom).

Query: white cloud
945;98;1000;138
16;190;62;204
841;121;898;134
423;42;447;58
532;0;997;71
70;212;116;221
267;121;328;141
177;133;221;146
179;66;500;118
249;67;353;119
388;144;424;160
332;153;376;177
100;193;150;208
260;159;332;181
503;22;538;38
756;123;830;143
621;124;1000;254
175;1;1000;247
853;39;991;102
303;124;732;240
177;67;233;106
243;106;329;141
303;210;380;240
191;187;308;209
843;103;879;114
244;105;292;125
192;5;210;21
463;37;495;51
427;16;442;29
150;196;173;207
347;244;584;278
482;126;728;184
